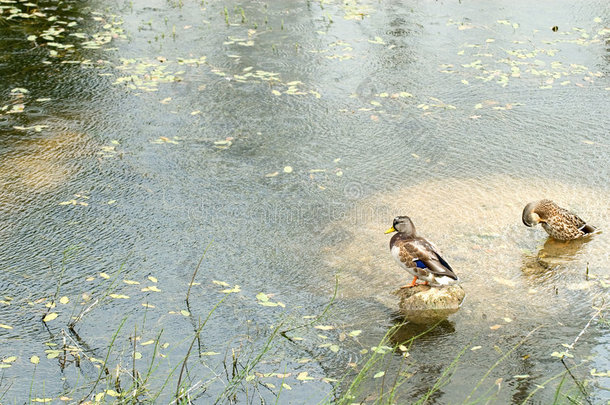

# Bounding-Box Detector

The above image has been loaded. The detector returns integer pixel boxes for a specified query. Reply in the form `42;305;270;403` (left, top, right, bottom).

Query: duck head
522;200;555;227
385;216;416;236
522;201;541;227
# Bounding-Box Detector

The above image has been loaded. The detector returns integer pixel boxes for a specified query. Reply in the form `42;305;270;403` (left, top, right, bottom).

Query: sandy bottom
323;174;610;316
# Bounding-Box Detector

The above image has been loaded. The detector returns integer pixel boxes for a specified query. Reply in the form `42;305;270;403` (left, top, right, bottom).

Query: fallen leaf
43;313;58;323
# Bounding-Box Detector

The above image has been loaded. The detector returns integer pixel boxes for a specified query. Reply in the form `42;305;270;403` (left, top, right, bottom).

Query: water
0;0;609;403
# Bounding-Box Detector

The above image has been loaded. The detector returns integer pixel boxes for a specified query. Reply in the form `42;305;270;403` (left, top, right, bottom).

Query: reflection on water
0;132;91;209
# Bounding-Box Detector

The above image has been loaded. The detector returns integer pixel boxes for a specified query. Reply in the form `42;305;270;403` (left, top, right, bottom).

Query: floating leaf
180;310;190;317
123;279;140;285
3;356;17;363
314;325;334;331
201;351;220;356
329;345;340;353
100;273;110;279
296;372;314;381
514;374;530;379
30;355;40;364
0;324;13;329
59;296;69;304
220;285;241;294
490;324;502;330
256;292;269;302
283;166;293;173
590;369;610;377
148;276;158;283
373;371;385;378
141;340;155;346
259;301;279;307
43;313;58;323
348;330;362;337
212;280;230;287
109;294;130;299
551;351;573;359
471;346;482;351
45;349;60;359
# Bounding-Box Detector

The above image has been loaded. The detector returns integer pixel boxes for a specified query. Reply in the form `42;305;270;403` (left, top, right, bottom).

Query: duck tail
579;223;596;234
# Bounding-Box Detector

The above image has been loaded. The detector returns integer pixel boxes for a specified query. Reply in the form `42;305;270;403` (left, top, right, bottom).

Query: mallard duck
522;199;596;241
385;216;459;288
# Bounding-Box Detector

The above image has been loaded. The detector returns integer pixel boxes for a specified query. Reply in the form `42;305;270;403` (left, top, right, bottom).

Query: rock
393;285;465;323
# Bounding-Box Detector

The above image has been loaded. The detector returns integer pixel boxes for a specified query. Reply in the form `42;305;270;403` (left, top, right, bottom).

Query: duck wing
559;207;596;234
408;238;458;280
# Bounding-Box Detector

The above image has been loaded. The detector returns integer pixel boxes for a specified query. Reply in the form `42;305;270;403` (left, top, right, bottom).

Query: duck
522;199;596;241
385;216;459;288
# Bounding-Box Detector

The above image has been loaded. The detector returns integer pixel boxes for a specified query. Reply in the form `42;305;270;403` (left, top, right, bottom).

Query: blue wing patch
414;259;427;269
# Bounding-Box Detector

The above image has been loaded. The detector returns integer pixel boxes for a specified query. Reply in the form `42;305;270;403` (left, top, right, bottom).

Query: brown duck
385;216;459;288
522;199;596;241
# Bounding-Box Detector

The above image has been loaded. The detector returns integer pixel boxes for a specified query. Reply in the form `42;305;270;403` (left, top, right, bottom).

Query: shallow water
0;0;609;403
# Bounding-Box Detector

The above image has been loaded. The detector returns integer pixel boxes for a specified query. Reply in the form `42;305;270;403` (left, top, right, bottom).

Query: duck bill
384;226;396;234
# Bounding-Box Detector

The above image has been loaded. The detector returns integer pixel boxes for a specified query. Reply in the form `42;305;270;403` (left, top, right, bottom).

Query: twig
564;304;605;357
464;325;543;403
558;304;606;405
84;316;128;400
280;275;338;340
69;299;99;331
186;241;213;305
176;294;228;399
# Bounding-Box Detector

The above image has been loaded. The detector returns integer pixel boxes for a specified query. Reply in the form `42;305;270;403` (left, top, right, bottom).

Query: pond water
0;0;609;403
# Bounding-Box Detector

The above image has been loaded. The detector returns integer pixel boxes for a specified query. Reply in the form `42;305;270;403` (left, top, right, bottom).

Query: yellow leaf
59;296;69;304
314;325;334;330
141;340;155;346
180;310;190;316
30;355;40;364
109;294;130;299
3;356;17;363
123;279;140;285
148;276;158;283
43;313;58;323
296;372;314;381
99;272;110;279
0;324;13;329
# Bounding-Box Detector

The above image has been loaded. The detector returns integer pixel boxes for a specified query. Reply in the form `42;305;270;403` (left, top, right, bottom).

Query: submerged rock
393;285;465;323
